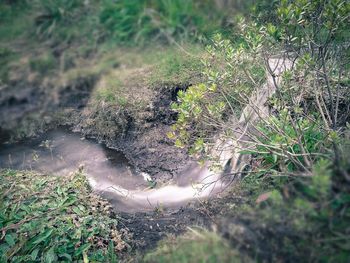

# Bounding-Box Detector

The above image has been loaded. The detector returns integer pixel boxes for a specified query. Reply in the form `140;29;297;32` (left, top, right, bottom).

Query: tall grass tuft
99;0;221;44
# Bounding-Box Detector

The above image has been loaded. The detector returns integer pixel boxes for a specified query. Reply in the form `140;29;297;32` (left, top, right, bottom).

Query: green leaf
20;205;31;214
272;154;278;163
44;247;56;263
59;253;72;261
107;241;118;263
74;243;91;257
60;196;77;207
56;186;62;195
83;251;89;263
32;229;53;245
5;234;15;246
72;206;82;215
31;248;39;261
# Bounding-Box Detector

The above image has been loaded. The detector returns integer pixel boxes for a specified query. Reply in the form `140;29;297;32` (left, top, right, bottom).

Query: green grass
0;169;127;262
144;228;250;263
72;44;206;145
147;45;204;85
0;3;34;81
0;0;224;47
89;44;205;105
94;76;124;104
0;47;20;82
99;0;221;45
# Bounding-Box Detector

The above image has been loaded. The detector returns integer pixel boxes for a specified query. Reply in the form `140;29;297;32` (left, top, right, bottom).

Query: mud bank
77;84;192;184
0;66;192;183
0;126;226;256
0;73;226;255
0;127;227;213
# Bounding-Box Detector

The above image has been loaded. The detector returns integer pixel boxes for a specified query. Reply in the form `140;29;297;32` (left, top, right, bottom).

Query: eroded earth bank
0;61;232;257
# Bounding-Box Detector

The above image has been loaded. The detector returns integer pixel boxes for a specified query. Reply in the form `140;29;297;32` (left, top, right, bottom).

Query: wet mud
0;127;227;213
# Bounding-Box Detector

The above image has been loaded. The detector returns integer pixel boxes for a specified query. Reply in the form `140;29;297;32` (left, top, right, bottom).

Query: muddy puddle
0;128;227;212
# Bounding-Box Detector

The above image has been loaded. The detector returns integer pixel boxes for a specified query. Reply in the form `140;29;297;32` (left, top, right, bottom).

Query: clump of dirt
117;202;212;254
77;79;191;183
119;85;191;182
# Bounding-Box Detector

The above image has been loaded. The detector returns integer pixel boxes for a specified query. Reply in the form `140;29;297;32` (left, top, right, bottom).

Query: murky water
0;128;226;212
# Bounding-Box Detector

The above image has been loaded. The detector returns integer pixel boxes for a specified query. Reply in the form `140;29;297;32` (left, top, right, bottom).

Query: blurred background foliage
0;0;285;46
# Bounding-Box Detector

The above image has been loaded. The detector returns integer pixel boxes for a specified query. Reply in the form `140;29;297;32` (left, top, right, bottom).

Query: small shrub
169;32;265;155
148;46;203;85
253;112;330;172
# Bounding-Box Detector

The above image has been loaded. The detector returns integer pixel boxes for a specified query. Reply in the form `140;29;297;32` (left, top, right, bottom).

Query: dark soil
116;192;247;260
118;203;212;254
77;84;192;184
118;86;190;183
